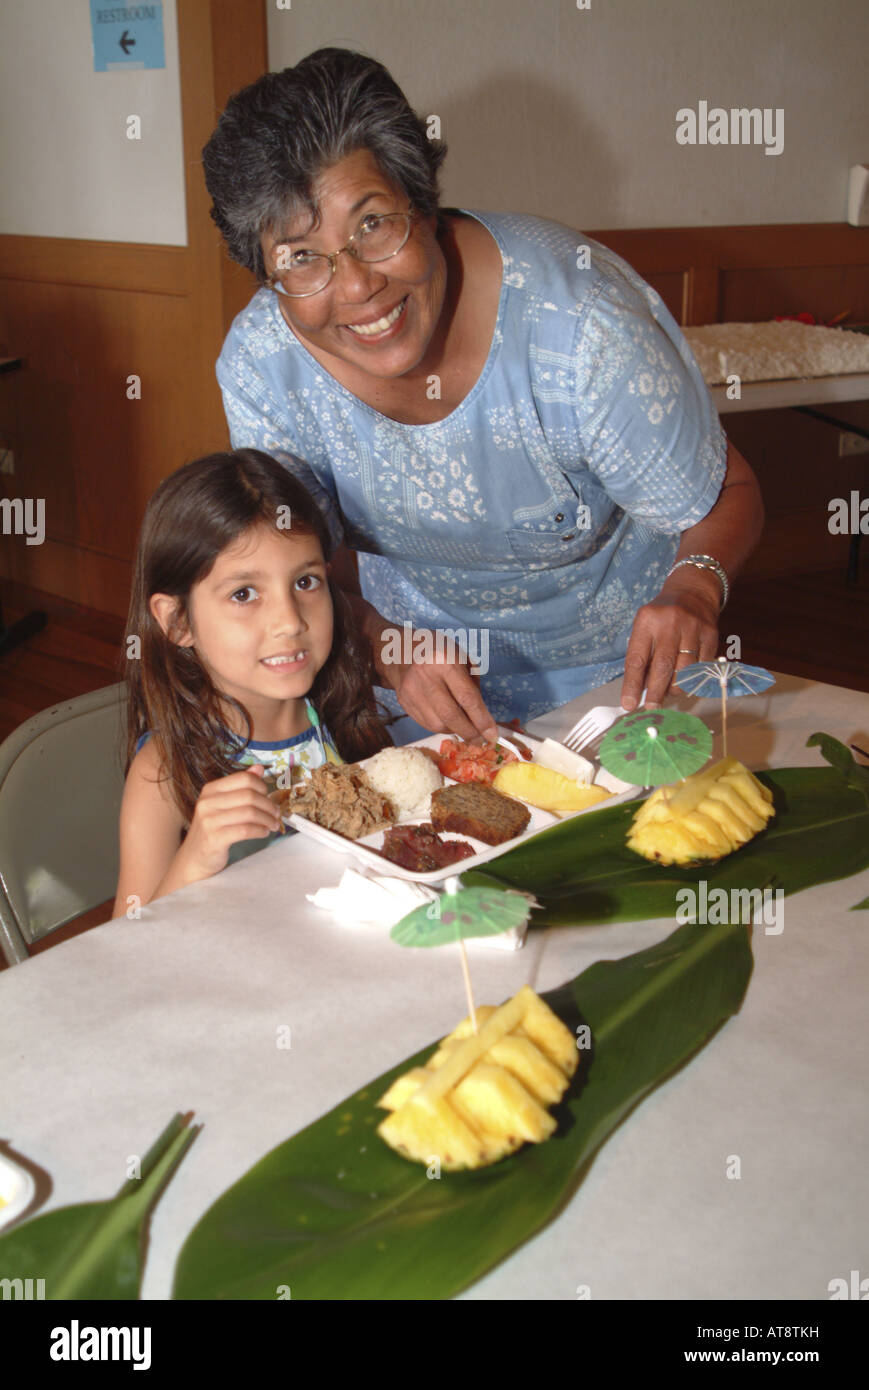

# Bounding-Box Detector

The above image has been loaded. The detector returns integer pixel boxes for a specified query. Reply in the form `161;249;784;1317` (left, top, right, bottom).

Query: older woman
203;48;763;742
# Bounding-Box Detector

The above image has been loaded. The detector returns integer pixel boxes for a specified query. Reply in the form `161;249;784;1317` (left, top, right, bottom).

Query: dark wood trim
681;266;721;325
0;237;189;295
591;223;869;271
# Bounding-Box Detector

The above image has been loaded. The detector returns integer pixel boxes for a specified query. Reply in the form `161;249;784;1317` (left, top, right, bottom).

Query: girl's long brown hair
123;449;391;822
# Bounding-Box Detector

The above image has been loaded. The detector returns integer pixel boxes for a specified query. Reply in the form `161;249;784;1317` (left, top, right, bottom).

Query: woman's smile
341;294;409;340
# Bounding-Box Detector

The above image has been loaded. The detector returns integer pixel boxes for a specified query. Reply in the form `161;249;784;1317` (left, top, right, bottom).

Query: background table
1;671;867;1300
711;370;869;415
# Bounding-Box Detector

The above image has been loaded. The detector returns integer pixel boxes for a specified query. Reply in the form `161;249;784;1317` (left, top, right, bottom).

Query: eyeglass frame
265;208;418;298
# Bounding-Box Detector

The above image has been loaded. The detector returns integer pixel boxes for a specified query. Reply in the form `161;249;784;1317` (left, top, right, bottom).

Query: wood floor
0;564;866;970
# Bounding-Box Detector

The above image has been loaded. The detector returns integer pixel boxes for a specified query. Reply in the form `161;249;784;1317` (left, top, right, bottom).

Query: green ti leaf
0;1114;197;1299
461;765;869;927
172;918;751;1300
806;731;869;805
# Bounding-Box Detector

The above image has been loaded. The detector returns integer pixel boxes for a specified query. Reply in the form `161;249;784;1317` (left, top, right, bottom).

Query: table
711;371;869;415
1;672;867;1300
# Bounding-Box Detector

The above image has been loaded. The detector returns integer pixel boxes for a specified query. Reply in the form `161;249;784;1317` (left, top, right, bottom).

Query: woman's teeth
345;298;406;336
262;653;306;667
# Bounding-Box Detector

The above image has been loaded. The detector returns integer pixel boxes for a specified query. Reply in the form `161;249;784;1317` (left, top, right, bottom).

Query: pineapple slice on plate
627;757;774;867
376;985;579;1170
493;761;612;814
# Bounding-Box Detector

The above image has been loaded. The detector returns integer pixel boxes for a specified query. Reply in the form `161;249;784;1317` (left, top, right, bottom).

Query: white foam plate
0;1152;36;1232
285;733;642;885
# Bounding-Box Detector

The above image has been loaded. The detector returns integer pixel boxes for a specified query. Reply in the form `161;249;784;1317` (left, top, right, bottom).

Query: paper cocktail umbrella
390;876;537;1032
674;657;775;755
598;709;712;788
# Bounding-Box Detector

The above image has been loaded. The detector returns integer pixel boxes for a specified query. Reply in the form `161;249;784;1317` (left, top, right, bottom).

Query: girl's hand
175;765;283;880
390;644;499;742
621;577;720;710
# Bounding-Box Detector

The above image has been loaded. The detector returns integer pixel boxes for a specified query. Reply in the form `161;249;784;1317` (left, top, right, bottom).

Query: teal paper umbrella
598;709;712;788
675;657;775;755
390;876;537;1032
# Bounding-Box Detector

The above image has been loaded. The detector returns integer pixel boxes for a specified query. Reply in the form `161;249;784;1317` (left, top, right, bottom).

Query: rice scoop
364;747;444;819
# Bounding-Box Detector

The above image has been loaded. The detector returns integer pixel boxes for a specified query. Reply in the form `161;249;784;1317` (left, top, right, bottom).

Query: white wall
0;0;186;244
267;0;869;229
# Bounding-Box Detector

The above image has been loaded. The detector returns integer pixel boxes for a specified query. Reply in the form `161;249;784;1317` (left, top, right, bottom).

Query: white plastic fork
561;689;648;755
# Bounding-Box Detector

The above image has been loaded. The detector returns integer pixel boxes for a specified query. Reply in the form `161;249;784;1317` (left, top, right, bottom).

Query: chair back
0;684;126;965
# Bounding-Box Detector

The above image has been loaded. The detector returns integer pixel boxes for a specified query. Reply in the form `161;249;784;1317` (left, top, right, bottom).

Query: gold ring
678;648;698;655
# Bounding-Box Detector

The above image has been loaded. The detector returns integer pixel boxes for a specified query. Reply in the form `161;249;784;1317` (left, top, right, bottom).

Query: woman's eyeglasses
266;211;416;298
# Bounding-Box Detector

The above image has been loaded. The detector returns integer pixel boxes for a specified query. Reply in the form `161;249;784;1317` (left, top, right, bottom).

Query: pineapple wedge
627;757;774;866
493;761;612;814
377;985;578;1170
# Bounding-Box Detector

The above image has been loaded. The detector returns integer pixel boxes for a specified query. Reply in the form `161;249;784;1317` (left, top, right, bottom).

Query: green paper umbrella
390;885;534;948
390;877;537;1032
599;709;712;787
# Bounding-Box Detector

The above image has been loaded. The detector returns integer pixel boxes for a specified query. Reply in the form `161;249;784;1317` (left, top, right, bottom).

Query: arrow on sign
119;31;136;55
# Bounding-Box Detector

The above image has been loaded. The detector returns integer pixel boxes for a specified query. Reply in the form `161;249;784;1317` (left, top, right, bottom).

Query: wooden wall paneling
0;238;188;297
720;265;869;324
681;265;720;326
209;1;270;332
0;0;268;615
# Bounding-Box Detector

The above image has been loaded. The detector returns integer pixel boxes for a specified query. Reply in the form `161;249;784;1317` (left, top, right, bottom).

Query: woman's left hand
620;573;720;709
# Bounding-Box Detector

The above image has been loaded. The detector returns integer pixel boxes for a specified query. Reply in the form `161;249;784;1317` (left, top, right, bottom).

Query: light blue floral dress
217;210;727;729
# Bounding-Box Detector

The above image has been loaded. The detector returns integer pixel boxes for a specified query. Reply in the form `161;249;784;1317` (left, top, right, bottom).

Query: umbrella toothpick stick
721;683;728;757
458;938;478;1034
389;873;537;1032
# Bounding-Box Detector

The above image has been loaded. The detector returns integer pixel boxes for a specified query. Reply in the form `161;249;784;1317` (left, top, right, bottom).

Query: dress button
562;532;576;541
554;512;565;523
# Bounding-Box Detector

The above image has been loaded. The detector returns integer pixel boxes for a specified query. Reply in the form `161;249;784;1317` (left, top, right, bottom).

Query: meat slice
430;783;530;846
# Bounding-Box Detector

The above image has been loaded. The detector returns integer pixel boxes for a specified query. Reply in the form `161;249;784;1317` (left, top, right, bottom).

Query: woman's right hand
175;765;282;880
347;592;499;741
389;646;499;742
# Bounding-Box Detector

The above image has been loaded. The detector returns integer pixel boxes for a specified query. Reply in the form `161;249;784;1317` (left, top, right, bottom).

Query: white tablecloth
2;672;868;1300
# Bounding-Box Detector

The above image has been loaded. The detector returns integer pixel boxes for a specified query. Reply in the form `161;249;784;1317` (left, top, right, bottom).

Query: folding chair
0;683;126;965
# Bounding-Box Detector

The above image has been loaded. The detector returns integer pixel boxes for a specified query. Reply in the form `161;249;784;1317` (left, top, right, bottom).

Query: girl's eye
230;586;258;603
295;574;322;592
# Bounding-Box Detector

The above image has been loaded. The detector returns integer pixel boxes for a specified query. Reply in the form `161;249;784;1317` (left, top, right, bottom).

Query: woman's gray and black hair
202;47;448;282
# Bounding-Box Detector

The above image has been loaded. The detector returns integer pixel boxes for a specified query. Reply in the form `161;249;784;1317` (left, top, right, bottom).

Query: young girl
113;448;390;915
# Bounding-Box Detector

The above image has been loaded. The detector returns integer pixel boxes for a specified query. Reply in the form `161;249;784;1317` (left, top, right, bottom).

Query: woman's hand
171;765;282;882
389;641;499;741
345;591;500;740
620;571;720;709
620;438;764;710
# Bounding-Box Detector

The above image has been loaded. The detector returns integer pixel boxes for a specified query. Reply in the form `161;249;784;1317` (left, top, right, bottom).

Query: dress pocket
504;526;593;567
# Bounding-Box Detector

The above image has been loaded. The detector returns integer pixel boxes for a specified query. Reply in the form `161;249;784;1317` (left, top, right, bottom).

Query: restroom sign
91;1;166;71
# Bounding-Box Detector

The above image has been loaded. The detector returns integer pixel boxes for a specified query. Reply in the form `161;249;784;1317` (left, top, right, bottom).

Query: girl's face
259;148;447;382
152;523;334;735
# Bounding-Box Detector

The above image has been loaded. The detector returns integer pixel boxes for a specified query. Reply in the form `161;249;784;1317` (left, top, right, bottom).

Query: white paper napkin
307;867;528;950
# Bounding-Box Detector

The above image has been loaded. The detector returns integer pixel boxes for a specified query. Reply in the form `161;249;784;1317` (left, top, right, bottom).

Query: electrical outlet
0;447;14;475
839;431;869;458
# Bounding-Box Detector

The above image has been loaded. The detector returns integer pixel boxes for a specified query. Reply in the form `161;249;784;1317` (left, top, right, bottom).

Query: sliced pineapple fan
627;756;775;866
377;985;578;1171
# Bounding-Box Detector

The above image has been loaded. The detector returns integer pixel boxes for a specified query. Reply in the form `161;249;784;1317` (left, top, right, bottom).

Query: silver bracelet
666;554;729;610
